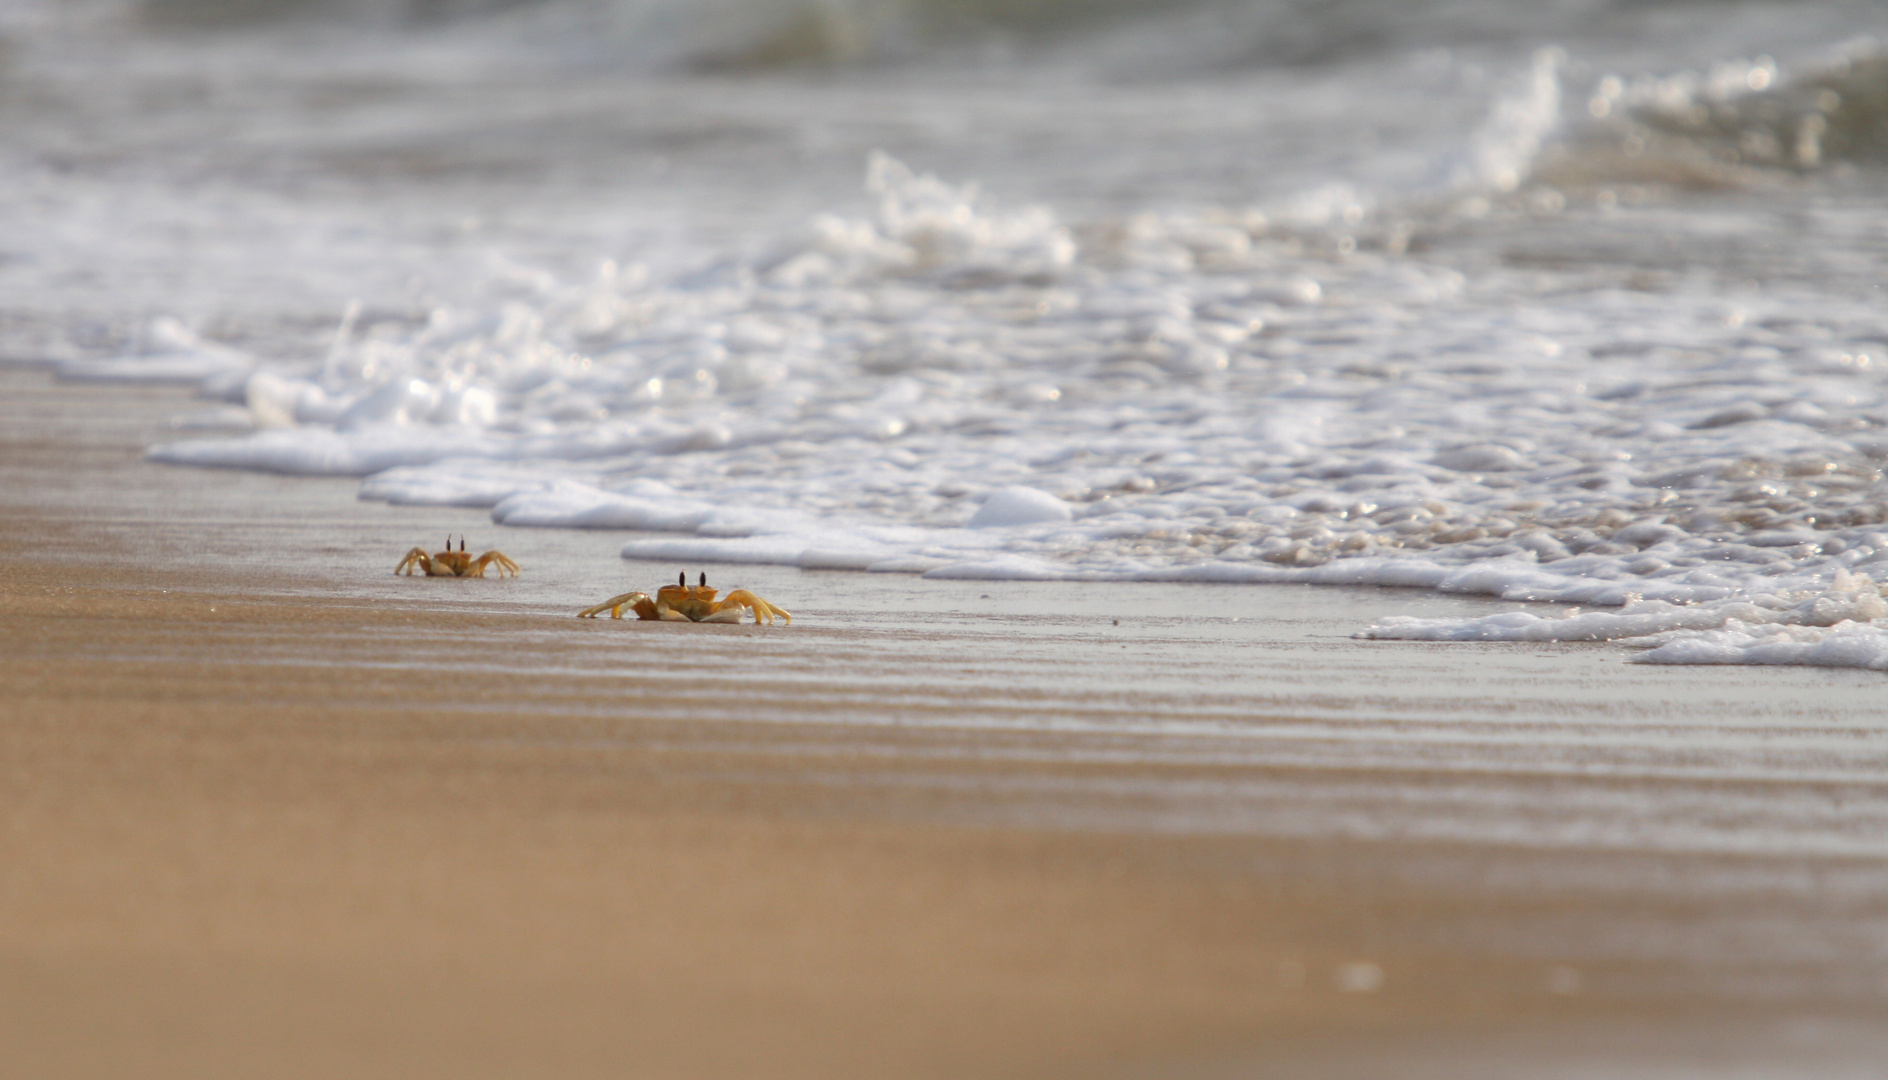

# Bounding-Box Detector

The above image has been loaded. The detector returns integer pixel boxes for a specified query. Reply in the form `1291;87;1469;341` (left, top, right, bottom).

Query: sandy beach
4;365;1887;1078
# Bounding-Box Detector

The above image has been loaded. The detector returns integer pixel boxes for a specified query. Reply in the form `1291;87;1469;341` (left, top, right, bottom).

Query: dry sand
3;367;1886;1078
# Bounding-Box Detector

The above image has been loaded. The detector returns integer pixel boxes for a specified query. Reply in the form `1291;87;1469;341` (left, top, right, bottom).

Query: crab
578;571;791;625
396;535;521;578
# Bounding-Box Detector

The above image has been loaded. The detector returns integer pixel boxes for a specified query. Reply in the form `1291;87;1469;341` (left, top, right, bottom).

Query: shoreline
4;367;1886;1077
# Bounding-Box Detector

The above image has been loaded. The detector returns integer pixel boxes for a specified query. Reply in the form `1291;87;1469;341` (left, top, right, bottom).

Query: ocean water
10;0;1888;665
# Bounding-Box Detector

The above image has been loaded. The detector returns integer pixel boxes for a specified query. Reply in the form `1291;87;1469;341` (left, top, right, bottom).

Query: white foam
1362;571;1888;668
1632;622;1888;669
107;144;1888;668
968;487;1075;528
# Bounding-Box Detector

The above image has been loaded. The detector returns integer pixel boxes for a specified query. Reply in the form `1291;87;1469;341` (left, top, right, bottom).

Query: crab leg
472;551;521;578
395;548;433;575
718;590;792;625
577;591;653;619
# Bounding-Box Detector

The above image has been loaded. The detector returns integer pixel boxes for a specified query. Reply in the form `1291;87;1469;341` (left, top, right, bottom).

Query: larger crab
578;571;790;625
396;535;520;578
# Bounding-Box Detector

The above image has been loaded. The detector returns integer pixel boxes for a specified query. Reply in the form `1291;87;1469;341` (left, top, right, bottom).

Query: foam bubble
968;487;1075;528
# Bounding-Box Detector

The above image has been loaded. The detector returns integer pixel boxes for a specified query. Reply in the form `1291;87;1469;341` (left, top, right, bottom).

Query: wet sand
3;367;1885;1078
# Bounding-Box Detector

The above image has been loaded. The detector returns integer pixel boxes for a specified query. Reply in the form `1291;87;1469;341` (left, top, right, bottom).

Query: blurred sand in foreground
2;368;1885;1079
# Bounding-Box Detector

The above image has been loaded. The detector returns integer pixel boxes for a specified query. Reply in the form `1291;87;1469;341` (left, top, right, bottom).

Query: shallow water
8;0;1888;664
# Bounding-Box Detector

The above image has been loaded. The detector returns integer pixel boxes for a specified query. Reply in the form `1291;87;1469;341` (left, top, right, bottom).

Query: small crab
578;571;791;625
396;535;521;578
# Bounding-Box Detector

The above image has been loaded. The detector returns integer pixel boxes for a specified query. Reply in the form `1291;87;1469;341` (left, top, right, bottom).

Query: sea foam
130;146;1888;668
0;0;1833;676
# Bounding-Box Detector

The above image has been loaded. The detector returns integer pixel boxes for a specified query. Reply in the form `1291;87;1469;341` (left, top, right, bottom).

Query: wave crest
1536;39;1888;192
